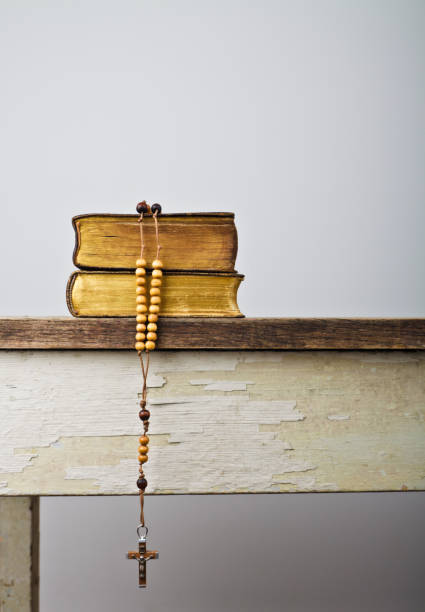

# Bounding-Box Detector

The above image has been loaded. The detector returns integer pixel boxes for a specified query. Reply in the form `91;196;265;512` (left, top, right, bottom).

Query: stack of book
67;213;244;317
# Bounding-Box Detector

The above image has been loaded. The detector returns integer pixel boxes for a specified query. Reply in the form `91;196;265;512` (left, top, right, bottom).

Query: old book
72;213;238;271
67;271;244;317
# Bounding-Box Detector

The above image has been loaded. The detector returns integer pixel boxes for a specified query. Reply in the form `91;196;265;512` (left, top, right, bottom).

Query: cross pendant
127;530;158;588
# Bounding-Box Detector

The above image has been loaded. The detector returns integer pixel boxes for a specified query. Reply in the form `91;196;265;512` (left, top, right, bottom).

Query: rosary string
153;210;162;259
135;203;162;530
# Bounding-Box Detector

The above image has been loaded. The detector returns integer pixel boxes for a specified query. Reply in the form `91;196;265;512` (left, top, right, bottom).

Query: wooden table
1;317;424;611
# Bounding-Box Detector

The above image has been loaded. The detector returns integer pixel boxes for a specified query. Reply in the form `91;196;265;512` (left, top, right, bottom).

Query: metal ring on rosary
137;524;148;541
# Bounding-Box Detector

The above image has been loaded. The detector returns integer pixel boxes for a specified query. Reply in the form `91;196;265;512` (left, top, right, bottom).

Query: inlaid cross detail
127;536;159;588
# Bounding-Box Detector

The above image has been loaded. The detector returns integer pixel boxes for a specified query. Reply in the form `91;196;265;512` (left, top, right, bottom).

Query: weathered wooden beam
1;350;424;495
0;317;424;350
0;497;39;612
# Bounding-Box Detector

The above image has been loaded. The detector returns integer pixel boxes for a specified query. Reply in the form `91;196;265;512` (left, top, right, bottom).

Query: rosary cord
153;210;162;259
138;350;150;402
139;491;145;526
137;209;148;527
136;205;162;529
138;212;145;258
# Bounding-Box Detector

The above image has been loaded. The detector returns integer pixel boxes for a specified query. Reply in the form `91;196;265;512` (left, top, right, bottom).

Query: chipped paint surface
0;498;32;611
0;350;424;495
189;379;254;391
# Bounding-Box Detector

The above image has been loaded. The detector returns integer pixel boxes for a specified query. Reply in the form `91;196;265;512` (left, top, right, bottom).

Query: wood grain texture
0;497;38;612
0;318;424;350
1;350;424;495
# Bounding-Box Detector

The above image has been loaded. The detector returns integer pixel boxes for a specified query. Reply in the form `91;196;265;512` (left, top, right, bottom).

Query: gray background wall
1;0;424;610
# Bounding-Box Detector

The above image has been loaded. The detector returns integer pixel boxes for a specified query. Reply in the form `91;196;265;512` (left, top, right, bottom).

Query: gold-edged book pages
67;271;244;317
73;213;237;271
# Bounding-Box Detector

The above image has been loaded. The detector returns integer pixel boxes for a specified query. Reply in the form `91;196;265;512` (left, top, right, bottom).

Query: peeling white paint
343;353;419;364
189;380;254;391
242;353;284;364
1;349;424;495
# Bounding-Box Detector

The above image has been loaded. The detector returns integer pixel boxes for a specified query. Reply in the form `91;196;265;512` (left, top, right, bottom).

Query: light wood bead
152;259;163;269
152;269;163;278
135;333;145;341
138;445;149;454
135;268;146;277
151;278;162;287
136;276;146;286
149;304;160;314
139;435;149;445
135;342;145;351
147;332;157;341
147;323;157;332
148;314;158;322
145;340;156;351
136;323;146;332
136;258;147;268
136;295;147;304
138;454;148;464
150;287;161;296
136;286;146;295
136;304;148;313
136;314;147;323
150;296;161;305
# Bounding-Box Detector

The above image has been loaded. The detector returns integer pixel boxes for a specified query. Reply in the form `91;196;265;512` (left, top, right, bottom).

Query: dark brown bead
151;203;162;215
136;201;149;214
139;409;150;421
137;477;148;490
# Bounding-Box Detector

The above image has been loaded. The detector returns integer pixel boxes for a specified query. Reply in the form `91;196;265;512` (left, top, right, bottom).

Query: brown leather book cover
67;271;244;317
72;213;238;272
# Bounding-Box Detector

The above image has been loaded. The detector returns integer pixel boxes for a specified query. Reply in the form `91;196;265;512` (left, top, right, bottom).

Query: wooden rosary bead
136;286;146;295
139;399;146;408
136;314;147;323
136;295;147;304
136;323;145;332
135;342;145;351
135;333;145;341
136;276;146;286
151;203;162;215
147;332;157;341
139;435;149;445
152;259;163;269
138;454;148;464
152;269;163;278
149;305;160;314
150;296;161;305
137;477;148;490
136;304;148;313
135;267;146;277
147;322;157;332
150;288;160;296
138;445;149;454
139;409;150;421
148;314;158;322
136;201;149;214
136;258;147;268
145;340;156;351
151;278;162;287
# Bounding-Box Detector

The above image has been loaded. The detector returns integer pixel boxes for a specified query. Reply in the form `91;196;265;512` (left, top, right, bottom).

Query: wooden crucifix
127;526;159;588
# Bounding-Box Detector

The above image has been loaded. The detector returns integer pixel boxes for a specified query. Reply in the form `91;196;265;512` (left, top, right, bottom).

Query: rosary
127;200;162;587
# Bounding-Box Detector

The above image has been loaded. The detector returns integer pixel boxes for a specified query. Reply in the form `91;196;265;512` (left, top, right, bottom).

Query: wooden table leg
0;497;39;612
